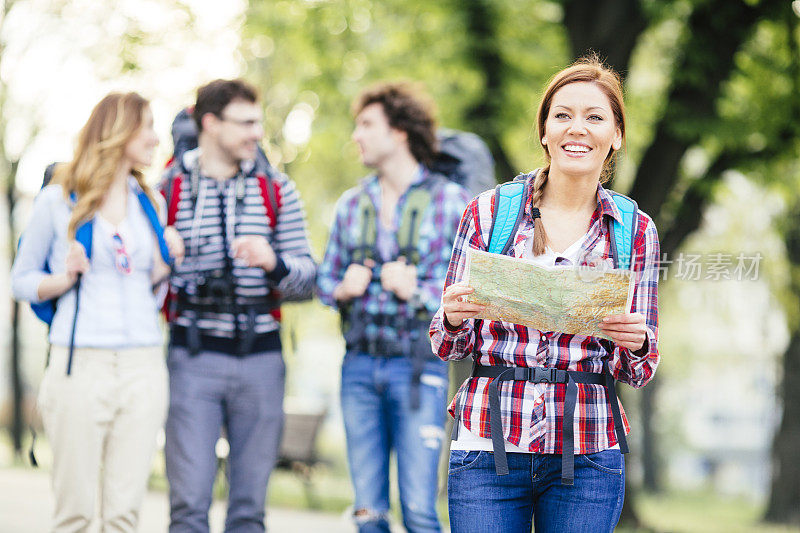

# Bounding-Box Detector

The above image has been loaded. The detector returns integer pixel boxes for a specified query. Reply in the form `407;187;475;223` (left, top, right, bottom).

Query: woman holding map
430;56;659;533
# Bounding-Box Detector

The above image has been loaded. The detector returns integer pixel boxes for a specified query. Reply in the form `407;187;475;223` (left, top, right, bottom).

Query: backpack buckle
531;368;556;384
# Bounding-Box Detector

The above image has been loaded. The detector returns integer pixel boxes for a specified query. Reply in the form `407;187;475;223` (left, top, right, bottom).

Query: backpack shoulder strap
69;192;94;261
164;170;184;227
397;183;435;265
136;190;172;265
74;222;94;260
256;172;279;229
607;191;639;270
487;180;528;255
353;187;377;265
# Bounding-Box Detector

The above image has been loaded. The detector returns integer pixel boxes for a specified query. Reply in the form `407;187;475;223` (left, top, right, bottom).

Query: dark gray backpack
432;128;496;197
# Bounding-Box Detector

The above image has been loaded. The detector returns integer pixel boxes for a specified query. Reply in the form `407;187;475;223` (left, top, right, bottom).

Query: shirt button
540;334;547;342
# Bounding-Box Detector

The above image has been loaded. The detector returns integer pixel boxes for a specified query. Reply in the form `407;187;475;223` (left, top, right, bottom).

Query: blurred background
1;0;799;531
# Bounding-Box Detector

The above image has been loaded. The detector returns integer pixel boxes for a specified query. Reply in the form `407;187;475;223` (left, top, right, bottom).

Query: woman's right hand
36;241;90;301
442;282;485;329
65;241;90;283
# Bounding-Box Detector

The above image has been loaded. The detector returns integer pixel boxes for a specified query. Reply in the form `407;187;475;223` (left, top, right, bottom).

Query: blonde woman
12;92;183;532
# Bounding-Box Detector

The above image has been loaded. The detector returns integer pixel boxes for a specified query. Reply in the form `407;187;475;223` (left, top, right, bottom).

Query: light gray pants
39;345;168;533
165;346;285;533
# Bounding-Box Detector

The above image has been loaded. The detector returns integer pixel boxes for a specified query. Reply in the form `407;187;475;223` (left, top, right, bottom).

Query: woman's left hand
599;312;648;352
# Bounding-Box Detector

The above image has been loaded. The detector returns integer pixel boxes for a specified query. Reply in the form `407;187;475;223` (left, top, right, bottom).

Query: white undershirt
451;231;618;452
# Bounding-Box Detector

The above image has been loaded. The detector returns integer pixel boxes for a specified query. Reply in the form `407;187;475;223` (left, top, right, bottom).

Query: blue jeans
165;346;285;533
341;352;448;533
448;449;625;533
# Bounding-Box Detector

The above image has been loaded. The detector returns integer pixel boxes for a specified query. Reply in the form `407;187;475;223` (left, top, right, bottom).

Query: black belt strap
472;361;627;485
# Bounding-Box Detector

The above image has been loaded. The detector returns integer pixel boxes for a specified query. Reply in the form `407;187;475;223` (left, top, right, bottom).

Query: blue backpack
487;172;639;268
23;184;172;375
29;190;171;324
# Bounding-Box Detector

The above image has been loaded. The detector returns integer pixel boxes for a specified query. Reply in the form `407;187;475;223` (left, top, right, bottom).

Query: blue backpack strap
487;180;528;255
65;191;94;261
608;192;639;270
136;190;172;265
74;219;93;260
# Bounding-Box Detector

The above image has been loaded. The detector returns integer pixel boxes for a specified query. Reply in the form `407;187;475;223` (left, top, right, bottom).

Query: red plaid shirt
430;176;660;455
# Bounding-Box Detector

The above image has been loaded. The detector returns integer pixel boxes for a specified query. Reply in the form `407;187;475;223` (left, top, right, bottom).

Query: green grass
621;490;800;533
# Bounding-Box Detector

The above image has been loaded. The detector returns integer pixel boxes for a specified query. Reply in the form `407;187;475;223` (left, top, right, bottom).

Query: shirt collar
595;183;623;224
363;164;427;193
182;147;255;176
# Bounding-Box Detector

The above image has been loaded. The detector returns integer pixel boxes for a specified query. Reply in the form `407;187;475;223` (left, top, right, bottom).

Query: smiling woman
430;56;661;533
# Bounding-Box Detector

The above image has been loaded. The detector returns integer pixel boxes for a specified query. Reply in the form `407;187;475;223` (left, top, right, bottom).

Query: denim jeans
341;352;448;533
165;346;285;533
448;449;625;533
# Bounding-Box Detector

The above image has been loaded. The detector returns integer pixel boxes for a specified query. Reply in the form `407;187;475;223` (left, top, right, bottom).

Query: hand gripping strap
609;193;638;271
74;220;94;261
488;181;526;255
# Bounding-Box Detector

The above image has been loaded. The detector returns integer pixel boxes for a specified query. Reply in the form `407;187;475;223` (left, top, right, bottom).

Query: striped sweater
159;149;316;353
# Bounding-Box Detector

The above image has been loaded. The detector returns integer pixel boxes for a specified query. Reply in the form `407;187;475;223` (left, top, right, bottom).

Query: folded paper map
465;248;634;339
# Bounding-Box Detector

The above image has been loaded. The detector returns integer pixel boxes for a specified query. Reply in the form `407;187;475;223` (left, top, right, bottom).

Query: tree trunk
639;380;660;492
5;159;23;457
459;0;514;182
629;0;763;220
764;328;800;526
764;200;800;525
562;0;645;75
625;0;769;499
763;11;800;524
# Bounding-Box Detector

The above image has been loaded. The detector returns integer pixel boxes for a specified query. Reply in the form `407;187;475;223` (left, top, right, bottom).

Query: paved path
0;467;360;532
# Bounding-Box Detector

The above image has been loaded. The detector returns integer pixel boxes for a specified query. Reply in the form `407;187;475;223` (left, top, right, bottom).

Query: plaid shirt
430;175;660;455
317;167;470;347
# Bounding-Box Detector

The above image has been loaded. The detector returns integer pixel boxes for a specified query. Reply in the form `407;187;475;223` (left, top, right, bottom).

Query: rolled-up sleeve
611;213;660;388
430;197;481;361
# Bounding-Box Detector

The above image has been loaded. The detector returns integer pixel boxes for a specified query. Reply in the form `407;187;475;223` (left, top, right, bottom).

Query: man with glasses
159;79;316;533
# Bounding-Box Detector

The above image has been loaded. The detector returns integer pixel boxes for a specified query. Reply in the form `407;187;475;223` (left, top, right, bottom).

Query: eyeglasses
218;115;262;128
112;232;132;275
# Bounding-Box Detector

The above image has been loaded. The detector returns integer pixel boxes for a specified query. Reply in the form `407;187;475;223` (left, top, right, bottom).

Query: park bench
275;404;328;507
